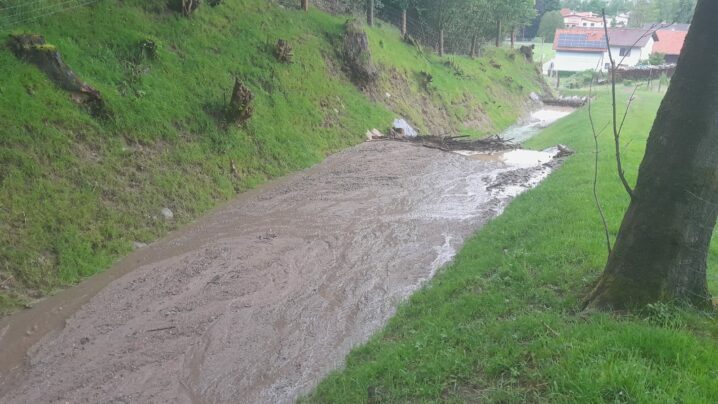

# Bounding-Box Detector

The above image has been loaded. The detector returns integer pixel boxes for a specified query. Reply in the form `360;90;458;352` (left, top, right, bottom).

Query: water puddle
454;149;557;168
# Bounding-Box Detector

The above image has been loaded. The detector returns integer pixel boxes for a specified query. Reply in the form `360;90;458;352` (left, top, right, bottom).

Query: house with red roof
561;8;630;28
653;30;688;64
560;9;605;28
550;28;658;73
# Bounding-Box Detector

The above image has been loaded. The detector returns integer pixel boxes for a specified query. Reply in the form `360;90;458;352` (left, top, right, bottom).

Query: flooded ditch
0;107;574;403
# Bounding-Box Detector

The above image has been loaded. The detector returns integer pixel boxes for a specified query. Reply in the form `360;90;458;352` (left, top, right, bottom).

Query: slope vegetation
0;0;543;313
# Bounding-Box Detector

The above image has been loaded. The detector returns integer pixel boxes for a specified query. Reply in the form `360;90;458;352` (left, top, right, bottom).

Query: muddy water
0;140;561;404
501;106;574;143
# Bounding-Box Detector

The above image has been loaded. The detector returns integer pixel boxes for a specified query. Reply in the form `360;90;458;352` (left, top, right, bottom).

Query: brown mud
0;141;562;404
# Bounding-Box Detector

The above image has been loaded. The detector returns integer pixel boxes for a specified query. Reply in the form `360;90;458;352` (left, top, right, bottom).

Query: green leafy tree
649;52;666;65
538;10;565;42
629;0;658;27
674;0;697;22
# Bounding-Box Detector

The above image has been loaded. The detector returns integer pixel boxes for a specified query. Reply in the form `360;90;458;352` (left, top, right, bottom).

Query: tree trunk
301;0;308;11
495;20;501;47
470;33;478;58
401;9;407;38
510;27;515;48
585;0;718;310
439;29;445;57
367;0;374;27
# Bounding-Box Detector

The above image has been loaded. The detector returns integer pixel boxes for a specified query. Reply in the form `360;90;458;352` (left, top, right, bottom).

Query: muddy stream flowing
0;108;572;403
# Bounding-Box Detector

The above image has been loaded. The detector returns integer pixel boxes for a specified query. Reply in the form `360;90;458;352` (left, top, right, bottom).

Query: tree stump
275;39;293;63
8;34;105;116
519;45;535;62
184;0;201;15
342;19;378;88
227;78;254;125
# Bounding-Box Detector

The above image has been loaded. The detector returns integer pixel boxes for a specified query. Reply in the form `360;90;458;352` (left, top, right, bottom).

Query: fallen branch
146;326;177;333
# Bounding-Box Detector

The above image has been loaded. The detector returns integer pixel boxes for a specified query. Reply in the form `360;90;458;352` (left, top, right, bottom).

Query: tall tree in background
466;0;493;56
585;0;718;310
487;0;534;46
416;0;465;56
674;0;697;22
606;0;630;15
538;10;565;41
629;0;658;26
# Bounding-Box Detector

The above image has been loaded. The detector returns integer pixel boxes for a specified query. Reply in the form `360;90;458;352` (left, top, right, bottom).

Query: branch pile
414;135;519;152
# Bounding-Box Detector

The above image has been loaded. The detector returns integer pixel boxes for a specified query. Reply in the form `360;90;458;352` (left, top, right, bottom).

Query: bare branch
602;9;635;199
588;58;613;255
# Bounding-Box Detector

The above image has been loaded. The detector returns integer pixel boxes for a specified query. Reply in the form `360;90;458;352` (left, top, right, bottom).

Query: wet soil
0;141;561;404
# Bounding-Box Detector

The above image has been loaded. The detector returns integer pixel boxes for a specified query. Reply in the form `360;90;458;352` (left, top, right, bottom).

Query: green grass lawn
303;86;718;402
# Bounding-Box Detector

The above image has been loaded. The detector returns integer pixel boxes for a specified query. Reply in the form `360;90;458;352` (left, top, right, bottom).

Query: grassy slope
304;87;718;403
0;0;541;313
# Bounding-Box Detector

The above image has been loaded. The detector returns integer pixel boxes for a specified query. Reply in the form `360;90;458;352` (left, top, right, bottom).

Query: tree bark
495;20;501;47
301;0;308;11
401;9;407;38
585;0;718;310
439;28;445;57
367;0;374;27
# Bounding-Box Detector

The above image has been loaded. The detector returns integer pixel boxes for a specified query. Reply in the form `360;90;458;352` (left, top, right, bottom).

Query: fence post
301;0;308;11
471;33;478;58
439;29;445;57
401;9;407;37
367;0;374;26
495;20;501;47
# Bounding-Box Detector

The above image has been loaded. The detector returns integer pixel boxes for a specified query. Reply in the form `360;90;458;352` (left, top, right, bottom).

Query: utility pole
367;0;374;27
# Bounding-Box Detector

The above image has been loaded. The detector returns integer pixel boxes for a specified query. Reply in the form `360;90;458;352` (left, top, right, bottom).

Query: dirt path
0;141;559;403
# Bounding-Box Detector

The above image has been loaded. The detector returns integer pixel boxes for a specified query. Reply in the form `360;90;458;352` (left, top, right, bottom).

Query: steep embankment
0;0;544;313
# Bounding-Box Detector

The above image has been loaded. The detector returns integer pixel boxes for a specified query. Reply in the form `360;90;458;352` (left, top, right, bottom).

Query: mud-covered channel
0;112;570;403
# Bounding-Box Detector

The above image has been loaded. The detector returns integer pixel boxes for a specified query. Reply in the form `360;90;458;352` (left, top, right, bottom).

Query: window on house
619;48;632;57
590;23;595;27
605;63;611;70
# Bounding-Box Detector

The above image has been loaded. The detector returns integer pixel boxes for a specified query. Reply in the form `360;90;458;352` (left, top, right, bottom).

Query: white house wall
554;51;605;72
605;38;654;68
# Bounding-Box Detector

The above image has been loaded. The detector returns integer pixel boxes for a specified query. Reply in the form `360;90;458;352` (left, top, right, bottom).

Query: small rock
80;337;90;345
529;92;541;102
160;208;174;220
385;92;391;98
371;129;384;138
392;118;417;138
133;241;148;250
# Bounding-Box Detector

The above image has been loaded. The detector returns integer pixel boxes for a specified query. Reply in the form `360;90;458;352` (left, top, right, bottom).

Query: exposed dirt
0;141;560;404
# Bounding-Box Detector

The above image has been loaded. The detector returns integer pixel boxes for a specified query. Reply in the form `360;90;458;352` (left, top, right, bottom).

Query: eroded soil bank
0;141;561;403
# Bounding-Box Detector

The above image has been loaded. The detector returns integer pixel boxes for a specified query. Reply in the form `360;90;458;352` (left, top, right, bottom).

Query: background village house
560;8;629;28
549;28;659;74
